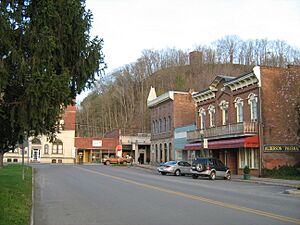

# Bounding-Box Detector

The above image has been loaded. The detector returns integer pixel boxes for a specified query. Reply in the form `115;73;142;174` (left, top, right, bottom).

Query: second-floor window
208;105;216;127
159;119;162;133
168;115;171;130
164;117;167;132
199;108;206;129
219;100;229;125
234;97;244;123
248;93;258;122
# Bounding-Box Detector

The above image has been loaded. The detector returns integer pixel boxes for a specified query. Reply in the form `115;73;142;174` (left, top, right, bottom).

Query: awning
184;135;259;150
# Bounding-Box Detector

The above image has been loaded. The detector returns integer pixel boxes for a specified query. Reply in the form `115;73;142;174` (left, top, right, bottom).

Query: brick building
4;104;76;164
185;66;300;176
147;87;196;163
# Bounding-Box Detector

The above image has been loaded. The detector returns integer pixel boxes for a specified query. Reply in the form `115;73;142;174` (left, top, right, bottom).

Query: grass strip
0;164;32;225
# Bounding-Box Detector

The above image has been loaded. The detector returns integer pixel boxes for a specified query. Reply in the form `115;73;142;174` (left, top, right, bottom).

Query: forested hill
76;36;300;137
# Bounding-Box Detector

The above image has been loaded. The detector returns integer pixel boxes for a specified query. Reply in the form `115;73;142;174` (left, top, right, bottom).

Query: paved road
34;164;300;225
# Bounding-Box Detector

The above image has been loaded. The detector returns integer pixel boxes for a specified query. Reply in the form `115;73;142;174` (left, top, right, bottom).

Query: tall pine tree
0;0;105;167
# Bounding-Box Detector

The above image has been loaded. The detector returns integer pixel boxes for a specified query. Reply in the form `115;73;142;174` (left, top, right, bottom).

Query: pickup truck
102;156;132;165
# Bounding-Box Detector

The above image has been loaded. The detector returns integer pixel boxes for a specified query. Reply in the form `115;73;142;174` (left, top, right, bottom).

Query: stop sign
116;145;122;151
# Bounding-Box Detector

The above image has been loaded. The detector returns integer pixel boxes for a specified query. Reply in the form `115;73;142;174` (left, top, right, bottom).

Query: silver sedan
157;160;192;176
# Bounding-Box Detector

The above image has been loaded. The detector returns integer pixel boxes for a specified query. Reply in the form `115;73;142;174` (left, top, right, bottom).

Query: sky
77;0;300;102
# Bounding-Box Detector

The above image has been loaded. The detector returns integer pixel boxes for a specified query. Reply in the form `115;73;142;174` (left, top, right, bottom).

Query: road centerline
75;166;300;225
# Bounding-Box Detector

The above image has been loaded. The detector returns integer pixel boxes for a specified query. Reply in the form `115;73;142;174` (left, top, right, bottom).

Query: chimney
189;51;203;66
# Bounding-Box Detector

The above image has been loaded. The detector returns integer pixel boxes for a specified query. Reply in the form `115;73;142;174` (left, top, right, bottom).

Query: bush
243;165;250;174
262;163;300;178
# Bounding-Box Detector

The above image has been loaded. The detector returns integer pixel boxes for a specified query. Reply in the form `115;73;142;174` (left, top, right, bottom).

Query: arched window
248;93;258;122
152;120;155;134
164;117;167;132
208;105;216;127
198;108;206;129
52;139;63;154
219;100;229;125
155;120;159;133
168;115;171;130
159;119;162;133
234;97;244;123
44;144;49;154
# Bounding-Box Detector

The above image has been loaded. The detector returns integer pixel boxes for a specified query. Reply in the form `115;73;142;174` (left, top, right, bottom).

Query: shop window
7;158;12;162
239;149;258;169
58;159;62;163
52;159;57;163
13;159;18;162
234;97;244;123
248;93;258;122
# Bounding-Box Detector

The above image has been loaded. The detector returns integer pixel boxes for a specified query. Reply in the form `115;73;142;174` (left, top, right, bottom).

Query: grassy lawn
0;164;32;225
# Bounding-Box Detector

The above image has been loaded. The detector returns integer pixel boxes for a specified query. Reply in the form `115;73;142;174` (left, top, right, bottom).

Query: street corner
283;188;300;195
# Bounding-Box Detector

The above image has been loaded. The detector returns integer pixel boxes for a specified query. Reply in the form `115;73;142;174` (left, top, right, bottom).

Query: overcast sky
78;0;300;101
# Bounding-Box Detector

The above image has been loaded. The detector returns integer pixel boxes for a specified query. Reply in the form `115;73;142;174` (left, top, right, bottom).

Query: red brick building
147;87;196;163
185;66;300;176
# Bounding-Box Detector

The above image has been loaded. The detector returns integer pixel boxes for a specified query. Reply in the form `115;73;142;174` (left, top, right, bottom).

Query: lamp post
200;130;204;157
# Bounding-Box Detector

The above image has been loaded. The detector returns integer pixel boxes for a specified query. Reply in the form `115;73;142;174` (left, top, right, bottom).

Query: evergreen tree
0;0;105;167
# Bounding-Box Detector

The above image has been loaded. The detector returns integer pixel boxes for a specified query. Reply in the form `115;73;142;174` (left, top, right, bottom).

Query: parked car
190;157;231;180
102;156;131;165
157;160;191;176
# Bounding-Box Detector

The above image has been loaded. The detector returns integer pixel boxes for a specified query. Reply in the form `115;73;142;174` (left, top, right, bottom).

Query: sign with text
92;140;102;147
264;145;300;152
203;139;208;149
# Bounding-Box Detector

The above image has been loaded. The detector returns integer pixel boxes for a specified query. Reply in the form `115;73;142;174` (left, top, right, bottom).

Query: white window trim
208;105;215;127
198;108;206;129
234;97;244;123
219;100;229;125
248;93;258;122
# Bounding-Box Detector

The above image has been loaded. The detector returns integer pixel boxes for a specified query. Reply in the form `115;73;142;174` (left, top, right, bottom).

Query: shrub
243;165;250;174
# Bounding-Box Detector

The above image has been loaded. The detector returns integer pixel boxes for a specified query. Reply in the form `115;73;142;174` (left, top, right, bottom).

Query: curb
30;167;35;225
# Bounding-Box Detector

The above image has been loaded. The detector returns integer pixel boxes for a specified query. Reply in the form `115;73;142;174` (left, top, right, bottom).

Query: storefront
75;137;119;164
184;135;259;175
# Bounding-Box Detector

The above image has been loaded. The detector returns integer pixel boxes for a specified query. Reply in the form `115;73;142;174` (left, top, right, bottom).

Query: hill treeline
76;35;300;137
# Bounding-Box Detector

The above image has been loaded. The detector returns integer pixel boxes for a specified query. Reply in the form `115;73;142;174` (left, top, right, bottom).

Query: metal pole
21;144;25;180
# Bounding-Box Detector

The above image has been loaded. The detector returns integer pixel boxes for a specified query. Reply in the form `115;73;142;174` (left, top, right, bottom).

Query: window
155;120;159;133
239;149;258;169
152;121;155;134
248;93;258;122
208;105;216;127
164;117;166;132
159;119;162;133
32;138;41;145
44;144;49;154
198;108;206;129
52;139;63;154
219;100;229;125
234;97;244;123
168;115;171;130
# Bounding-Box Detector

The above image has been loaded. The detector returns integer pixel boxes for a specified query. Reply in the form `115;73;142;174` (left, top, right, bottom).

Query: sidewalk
134;164;300;191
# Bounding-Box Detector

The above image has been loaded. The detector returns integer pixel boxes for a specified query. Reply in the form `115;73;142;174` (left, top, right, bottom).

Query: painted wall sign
264;145;300;152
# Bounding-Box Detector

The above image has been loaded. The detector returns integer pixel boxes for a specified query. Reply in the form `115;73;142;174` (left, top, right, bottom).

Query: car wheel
224;172;231;180
174;169;181;176
209;171;216;180
161;172;167;175
106;161;110;165
192;174;198;179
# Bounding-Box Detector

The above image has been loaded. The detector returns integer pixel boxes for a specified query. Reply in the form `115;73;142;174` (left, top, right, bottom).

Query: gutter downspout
254;66;264;177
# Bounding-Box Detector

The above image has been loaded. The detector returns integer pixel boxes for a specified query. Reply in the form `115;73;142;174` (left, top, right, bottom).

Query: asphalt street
33;164;300;225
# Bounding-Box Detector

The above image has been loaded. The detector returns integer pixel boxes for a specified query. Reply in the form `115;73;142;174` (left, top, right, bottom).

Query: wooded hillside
76;36;300;137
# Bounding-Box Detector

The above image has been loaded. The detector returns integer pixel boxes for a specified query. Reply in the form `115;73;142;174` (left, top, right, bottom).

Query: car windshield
164;161;177;165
